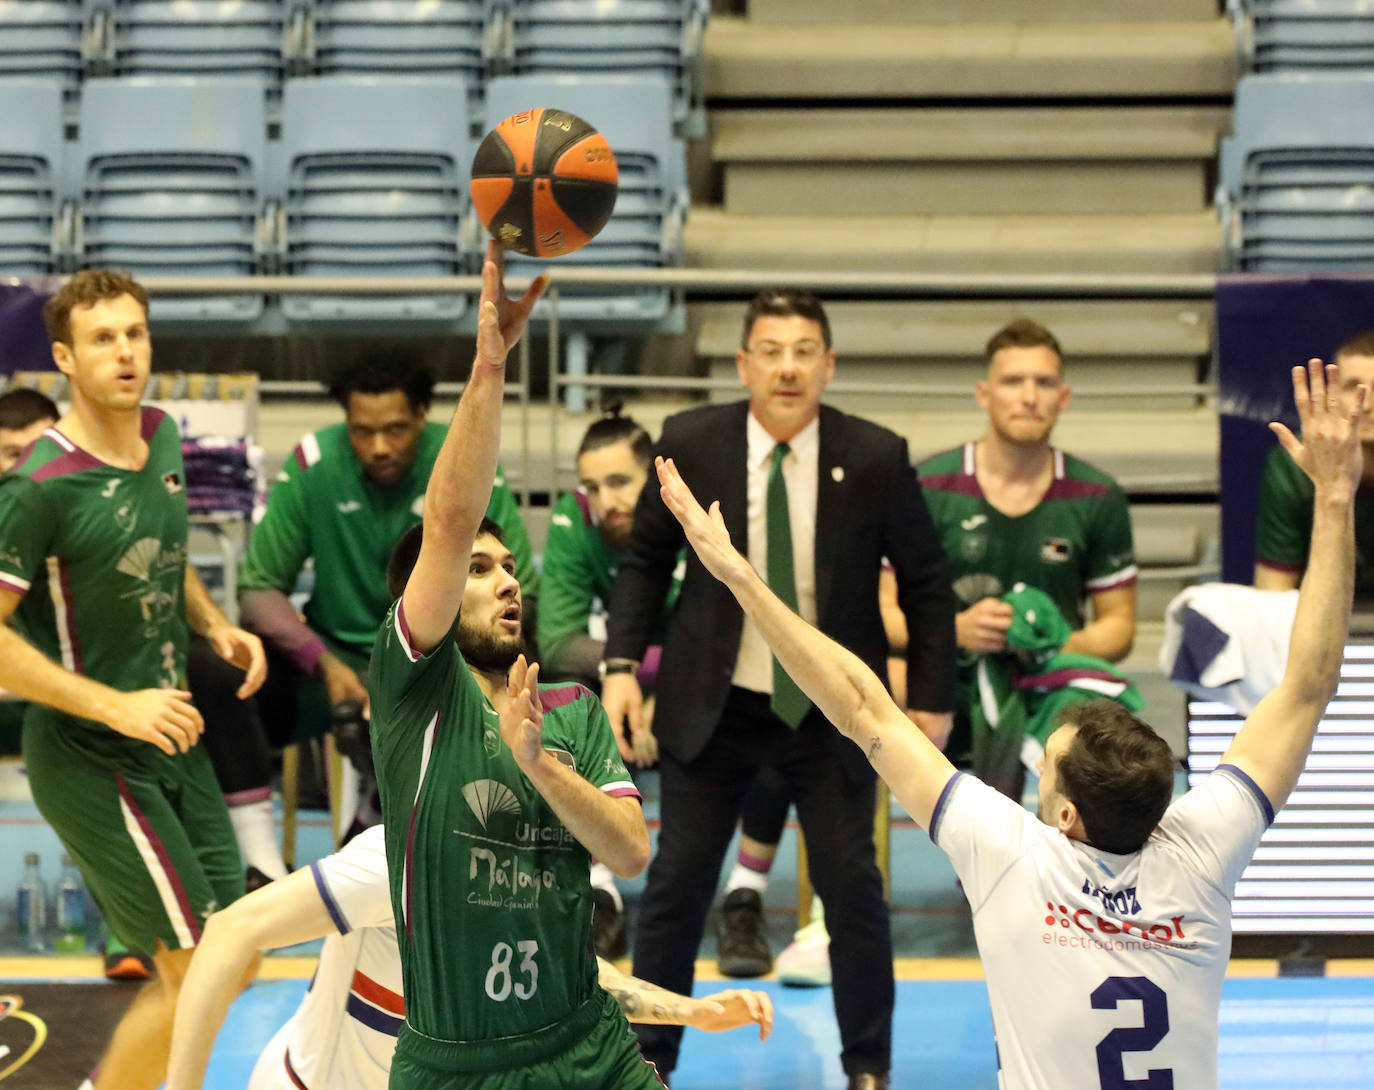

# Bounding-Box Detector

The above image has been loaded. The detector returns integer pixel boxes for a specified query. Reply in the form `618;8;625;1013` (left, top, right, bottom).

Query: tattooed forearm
867;735;883;760
609;980;692;1024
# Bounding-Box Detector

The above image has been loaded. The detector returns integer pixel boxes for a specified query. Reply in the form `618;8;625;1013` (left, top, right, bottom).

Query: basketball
469;108;619;259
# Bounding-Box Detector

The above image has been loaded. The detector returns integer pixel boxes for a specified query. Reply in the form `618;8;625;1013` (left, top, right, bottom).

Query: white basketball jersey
932;765;1271;1090
271;825;403;1090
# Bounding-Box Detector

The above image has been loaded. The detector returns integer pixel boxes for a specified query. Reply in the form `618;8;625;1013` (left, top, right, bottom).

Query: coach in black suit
601;289;957;1090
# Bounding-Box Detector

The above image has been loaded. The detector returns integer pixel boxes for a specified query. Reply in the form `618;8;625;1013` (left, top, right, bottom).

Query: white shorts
247;1019;295;1090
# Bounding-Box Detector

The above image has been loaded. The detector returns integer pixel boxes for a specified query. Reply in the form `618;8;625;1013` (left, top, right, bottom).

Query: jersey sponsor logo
468;846;560;910
483;727;502;758
961;534;987;562
459;778;577;910
113;501;137;534
101;478;120;498
162;471;183;495
336;500;362;514
953;573;1002;606
461;779;577;848
1041;537;1073;563
551;513;574;528
116;538;187;636
960;513;988;531
0;547;23;570
1043;899;1197;951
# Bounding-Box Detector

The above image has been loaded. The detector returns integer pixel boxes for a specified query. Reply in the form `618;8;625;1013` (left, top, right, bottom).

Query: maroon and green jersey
369;598;639;1051
0;408;190;750
917;442;1136;629
1255;444;1374;595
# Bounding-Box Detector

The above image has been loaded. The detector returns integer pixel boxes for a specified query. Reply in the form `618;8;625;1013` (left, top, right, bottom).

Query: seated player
1255;328;1374;594
165;825;773;1090
0;387;58;473
654;358;1359;1090
892;318;1137;796
539;405;792;974
237;352;535;836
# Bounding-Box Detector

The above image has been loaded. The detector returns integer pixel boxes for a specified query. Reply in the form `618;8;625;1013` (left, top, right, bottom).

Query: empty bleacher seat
0;82;67;277
1218;72;1374;271
504;0;707;136
279;76;471;323
96;0;293;80
76;78;270;320
0;1;84;93
1232;0;1374;73
481;73;687;328
309;1;489;80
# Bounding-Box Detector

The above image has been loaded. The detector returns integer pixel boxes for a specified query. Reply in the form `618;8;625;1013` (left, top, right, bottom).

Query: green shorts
23;710;244;956
392;990;665;1090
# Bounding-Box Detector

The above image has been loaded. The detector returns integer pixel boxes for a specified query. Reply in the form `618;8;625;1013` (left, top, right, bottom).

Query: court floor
2;959;1373;1089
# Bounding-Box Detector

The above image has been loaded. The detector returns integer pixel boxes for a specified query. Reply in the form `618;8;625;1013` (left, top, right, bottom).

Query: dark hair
576;401;652;466
1054;699;1174;855
1335;328;1374;361
328;351;436;414
740;288;831;350
0;388;59;431
985;318;1063;364
43;269;149;347
385;516;506;600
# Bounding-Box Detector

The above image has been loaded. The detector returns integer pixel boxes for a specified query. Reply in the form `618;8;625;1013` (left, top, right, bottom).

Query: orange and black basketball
470;108;619;258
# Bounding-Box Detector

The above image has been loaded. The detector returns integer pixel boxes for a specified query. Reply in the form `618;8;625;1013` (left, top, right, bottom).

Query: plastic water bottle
16;852;47;953
55;855;86;954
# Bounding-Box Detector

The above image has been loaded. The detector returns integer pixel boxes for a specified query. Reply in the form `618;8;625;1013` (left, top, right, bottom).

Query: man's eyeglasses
746;341;828;365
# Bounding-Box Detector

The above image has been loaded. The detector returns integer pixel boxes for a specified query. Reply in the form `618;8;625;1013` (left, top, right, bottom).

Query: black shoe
716;888;772;977
245;865;273;893
591;888;628;959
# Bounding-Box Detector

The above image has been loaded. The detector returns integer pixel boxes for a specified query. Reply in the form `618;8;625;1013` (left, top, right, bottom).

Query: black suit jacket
606;401;956;782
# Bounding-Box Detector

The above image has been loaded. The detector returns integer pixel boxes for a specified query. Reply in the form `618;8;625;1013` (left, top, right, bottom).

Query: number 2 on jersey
1091;976;1173;1089
485;940;540;1001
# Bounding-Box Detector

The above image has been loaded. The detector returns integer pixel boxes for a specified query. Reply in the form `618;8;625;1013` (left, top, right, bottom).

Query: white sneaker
776;915;831;987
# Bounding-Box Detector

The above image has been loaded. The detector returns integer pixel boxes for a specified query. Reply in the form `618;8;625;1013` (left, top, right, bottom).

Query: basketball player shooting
655;358;1363;1090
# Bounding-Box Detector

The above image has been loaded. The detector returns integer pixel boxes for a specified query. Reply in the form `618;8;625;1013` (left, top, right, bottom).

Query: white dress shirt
732;411;819;694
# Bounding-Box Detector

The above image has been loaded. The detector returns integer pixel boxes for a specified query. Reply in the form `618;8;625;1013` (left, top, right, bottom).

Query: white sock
725;862;769;896
228;797;288;880
588;861;623;911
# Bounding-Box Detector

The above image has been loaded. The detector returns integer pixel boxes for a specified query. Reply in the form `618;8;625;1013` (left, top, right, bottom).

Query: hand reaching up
1271;359;1366;497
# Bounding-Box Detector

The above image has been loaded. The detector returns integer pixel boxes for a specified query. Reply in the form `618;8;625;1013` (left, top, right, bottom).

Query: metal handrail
134;269;1225;299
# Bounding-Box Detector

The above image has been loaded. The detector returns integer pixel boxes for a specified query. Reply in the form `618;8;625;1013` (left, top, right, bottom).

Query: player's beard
458;618;525;674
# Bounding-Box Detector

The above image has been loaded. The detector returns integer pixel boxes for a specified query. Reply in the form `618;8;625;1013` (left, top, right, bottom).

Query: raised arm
401;243;546;653
1222;360;1364;812
654;457;958;829
166;869;337;1090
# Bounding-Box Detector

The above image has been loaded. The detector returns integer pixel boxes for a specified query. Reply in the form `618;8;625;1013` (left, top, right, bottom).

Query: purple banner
0;278;59;377
1217;273;1374;583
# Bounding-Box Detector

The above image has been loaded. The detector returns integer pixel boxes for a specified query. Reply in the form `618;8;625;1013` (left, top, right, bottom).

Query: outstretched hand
655;457;750;586
501;654;545;767
686;988;775;1040
475;240;549;367
1271;359;1366;495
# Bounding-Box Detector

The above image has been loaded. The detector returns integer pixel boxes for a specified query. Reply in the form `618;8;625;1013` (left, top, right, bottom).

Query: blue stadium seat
308;1;490;78
76;79;270;320
96;1;293;81
0;1;84;93
480;74;687;328
1231;1;1374;73
0;82;67;277
279;76;471;324
1218;73;1374;271
501;0;708;137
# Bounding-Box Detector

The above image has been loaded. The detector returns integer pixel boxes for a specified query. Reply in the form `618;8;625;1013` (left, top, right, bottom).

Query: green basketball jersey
369;598;638;1051
537;489;681;669
0;409;190;748
917;442;1136;628
239;422;537;656
1255;444;1374;594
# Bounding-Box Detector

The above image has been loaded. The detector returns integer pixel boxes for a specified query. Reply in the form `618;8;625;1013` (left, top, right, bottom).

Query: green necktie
767;442;810;728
